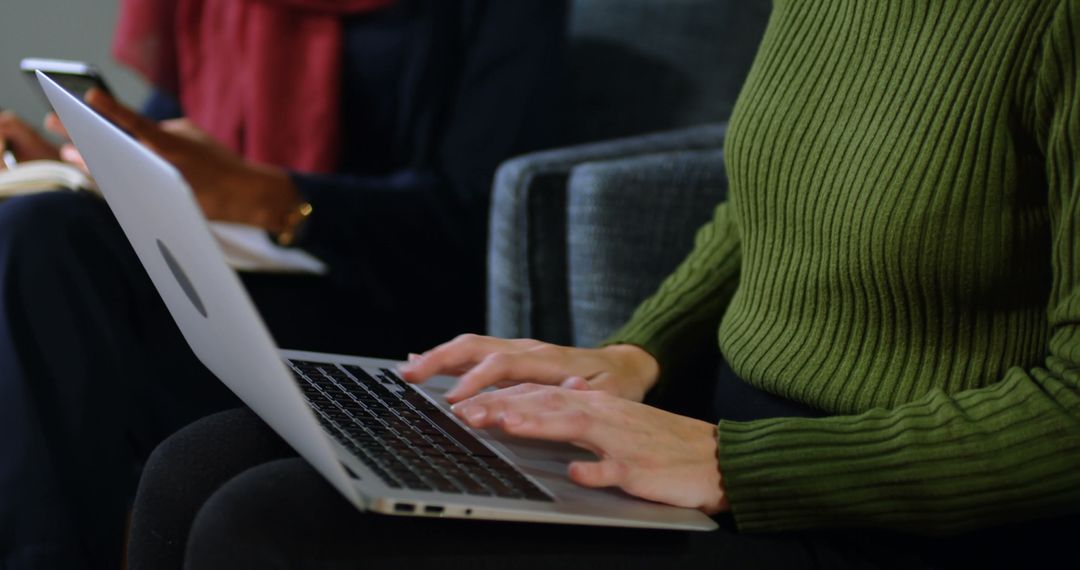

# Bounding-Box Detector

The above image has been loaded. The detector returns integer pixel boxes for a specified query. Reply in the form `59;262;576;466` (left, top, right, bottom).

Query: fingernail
407;353;421;362
561;376;587;390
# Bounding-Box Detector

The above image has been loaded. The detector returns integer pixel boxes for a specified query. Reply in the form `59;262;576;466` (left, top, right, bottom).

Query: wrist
602;344;660;398
239;163;303;232
701;422;728;514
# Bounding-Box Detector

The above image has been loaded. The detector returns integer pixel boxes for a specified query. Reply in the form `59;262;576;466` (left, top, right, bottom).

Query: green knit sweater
608;0;1080;534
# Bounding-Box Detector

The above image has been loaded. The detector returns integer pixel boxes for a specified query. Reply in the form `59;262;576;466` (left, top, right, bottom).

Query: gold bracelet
274;201;313;247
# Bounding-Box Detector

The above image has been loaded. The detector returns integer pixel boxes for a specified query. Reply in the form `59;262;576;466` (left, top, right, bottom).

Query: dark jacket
144;0;566;337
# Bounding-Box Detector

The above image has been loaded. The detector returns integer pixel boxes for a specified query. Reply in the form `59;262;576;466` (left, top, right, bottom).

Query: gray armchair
487;125;728;347
486;0;768;349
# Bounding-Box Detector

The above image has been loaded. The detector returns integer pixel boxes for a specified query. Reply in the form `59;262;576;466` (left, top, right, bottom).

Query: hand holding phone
15;59;118;169
20;58;112;104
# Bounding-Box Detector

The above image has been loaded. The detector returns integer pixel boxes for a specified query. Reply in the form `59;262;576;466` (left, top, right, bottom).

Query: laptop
39;72;717;531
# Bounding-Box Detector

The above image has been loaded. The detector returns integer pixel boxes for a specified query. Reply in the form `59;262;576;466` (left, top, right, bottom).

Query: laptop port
394;502;415;513
424;505;444;515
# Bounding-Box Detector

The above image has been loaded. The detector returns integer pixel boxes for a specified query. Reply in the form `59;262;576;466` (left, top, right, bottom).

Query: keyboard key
401;392;496;457
289;360;552;500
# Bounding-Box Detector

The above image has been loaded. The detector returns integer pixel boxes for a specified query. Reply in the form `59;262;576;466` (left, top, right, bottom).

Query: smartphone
20;58;112;104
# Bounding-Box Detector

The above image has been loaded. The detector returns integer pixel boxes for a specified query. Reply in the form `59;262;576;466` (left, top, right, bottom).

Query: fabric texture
487;124;728;346
607;0;1080;534
566;149;729;349
485;0;772;346
113;0;395;172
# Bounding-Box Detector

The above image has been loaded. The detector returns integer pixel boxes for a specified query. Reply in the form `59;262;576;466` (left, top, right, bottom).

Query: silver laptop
40;72;716;532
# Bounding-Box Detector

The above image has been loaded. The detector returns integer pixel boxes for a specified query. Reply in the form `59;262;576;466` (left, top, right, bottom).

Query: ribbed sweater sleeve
720;2;1080;535
603;201;741;390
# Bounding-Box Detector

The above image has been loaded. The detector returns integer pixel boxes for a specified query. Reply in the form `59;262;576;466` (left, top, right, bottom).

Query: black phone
20;58;112;105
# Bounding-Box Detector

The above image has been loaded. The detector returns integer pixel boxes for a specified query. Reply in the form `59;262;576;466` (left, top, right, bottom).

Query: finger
0;109;17;129
160;118;206;142
0;111;35;144
84;89;161;145
44;113;68;138
568;459;627;489
159;117;191;131
499;409;595;443
446;348;579;403
1;111;60;161
397;334;513;382
60;144;89;173
454;385;579;428
449;383;547;425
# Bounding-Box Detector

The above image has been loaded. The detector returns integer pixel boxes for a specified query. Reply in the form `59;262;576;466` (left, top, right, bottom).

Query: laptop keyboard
287;359;553;502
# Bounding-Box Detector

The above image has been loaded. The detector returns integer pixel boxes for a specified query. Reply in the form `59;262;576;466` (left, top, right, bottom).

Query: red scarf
113;0;395;173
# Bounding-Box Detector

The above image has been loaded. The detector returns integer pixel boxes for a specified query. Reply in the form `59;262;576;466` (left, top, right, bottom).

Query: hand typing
399;334;661;403
451;383;729;513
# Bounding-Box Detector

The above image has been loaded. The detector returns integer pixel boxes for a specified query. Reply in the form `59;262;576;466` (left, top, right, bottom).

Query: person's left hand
79;89;301;230
451;383;730;514
0;110;61;166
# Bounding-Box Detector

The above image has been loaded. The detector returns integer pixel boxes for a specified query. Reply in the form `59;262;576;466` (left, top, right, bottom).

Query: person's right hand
398;334;661;404
0;111;61;167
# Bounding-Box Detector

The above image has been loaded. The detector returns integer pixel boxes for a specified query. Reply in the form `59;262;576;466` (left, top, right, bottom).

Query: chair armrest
566;148;727;348
487;124;726;342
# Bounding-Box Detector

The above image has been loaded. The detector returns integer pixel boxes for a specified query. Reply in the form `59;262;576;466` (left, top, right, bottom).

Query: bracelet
274;201;313;247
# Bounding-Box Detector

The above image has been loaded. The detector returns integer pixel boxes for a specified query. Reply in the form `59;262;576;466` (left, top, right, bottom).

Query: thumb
568;459;626;489
44;112;68;139
60;144;89;174
85;89;160;146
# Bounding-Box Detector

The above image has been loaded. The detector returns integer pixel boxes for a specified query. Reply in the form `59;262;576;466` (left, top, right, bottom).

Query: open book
0;160;326;274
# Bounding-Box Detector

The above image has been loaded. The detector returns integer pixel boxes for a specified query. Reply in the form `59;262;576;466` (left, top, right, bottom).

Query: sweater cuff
718;394;946;534
718;390;1003;535
718;410;935;534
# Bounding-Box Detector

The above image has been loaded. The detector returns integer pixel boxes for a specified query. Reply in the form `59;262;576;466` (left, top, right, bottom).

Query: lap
134;409;926;570
136;397;1080;570
188;458;838;570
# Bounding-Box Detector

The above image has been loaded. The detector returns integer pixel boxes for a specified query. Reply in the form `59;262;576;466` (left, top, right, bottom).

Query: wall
0;0;148;127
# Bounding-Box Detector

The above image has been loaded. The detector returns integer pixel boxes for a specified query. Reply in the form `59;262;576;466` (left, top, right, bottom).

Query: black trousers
127;362;1080;570
0;192;477;570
